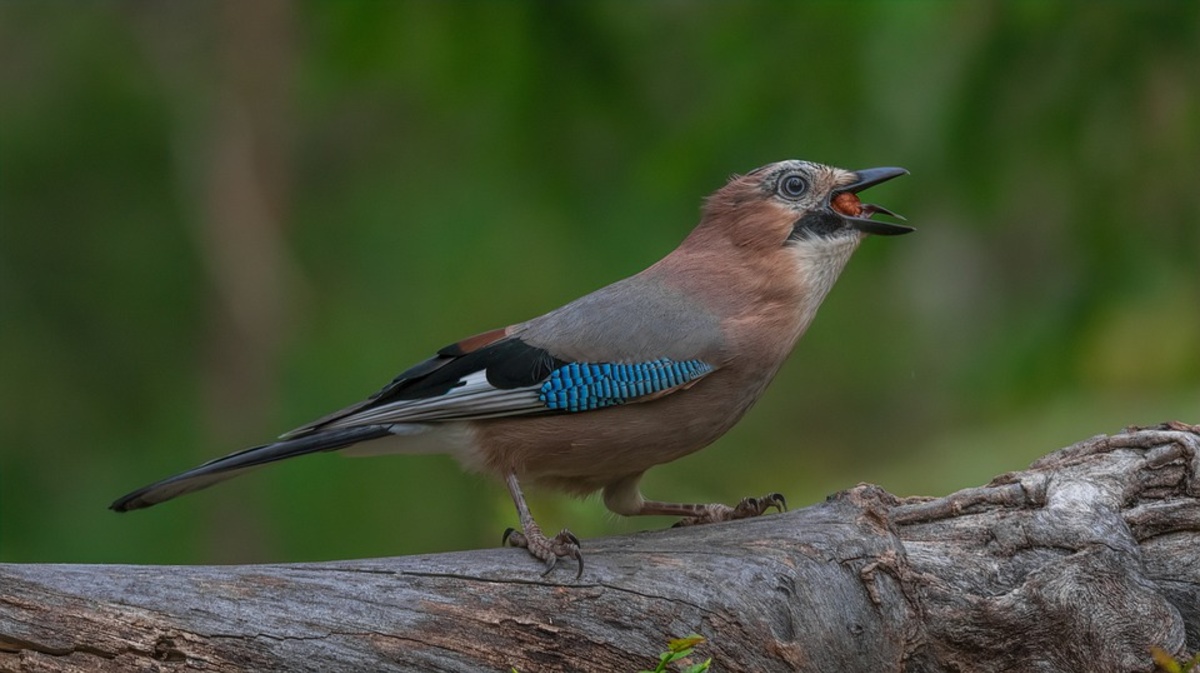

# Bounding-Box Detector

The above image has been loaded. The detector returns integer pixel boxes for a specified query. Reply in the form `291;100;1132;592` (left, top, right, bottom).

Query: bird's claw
735;491;787;517
504;526;584;579
672;492;787;527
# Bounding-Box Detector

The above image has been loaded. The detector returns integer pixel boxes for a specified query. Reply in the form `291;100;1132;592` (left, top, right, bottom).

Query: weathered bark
2;423;1197;673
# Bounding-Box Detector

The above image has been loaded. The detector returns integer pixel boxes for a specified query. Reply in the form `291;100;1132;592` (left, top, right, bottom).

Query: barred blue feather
539;358;714;412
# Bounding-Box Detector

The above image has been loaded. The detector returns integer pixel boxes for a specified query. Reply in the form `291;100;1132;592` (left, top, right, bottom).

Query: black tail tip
109;495;141;513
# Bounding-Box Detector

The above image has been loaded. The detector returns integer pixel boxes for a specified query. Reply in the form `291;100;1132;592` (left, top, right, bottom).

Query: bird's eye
777;173;808;199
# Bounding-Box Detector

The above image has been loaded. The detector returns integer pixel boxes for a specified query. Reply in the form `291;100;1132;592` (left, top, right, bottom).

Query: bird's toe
734;492;787;518
503;525;584;579
672;492;788;527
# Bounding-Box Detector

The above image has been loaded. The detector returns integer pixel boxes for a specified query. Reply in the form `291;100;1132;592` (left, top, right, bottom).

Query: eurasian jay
111;159;910;576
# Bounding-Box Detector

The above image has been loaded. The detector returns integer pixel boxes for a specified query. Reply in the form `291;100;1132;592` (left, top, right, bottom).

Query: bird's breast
471;363;771;495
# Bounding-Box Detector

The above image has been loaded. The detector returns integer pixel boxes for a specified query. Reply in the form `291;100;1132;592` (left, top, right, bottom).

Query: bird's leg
640;494;787;527
603;475;785;527
501;472;583;578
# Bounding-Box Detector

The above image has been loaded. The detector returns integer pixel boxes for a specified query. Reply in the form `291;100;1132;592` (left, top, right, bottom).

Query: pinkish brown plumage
111;160;911;577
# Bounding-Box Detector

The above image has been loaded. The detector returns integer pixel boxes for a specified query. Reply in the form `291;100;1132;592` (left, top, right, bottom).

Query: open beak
834;166;913;236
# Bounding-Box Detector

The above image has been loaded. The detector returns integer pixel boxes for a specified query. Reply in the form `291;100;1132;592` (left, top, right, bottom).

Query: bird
111;159;911;577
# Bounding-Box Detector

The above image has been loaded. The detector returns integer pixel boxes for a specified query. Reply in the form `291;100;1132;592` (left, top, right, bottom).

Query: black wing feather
281;336;564;438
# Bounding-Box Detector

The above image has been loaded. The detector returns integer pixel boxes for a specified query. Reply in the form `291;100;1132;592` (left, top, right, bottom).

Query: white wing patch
326;371;545;428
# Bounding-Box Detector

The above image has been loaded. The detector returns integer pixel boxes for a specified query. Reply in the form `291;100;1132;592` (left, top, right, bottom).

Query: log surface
2;423;1198;672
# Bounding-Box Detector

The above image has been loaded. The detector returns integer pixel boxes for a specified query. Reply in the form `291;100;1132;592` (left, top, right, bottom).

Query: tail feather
110;425;392;512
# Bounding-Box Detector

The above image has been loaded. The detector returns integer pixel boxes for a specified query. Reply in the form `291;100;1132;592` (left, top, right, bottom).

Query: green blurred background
1;2;1197;565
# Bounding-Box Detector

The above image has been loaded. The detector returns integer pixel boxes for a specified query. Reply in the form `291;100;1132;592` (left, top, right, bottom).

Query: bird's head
696;160;911;251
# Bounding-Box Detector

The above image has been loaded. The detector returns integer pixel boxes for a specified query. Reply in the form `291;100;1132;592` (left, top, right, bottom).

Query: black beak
836;167;913;236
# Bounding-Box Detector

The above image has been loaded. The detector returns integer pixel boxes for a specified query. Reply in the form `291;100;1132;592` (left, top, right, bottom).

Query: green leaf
1152;646;1182;673
668;635;706;653
665;648;694;663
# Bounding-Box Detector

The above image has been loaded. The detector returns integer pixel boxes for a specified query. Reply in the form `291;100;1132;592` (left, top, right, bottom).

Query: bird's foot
503;524;584;578
672;492;787;527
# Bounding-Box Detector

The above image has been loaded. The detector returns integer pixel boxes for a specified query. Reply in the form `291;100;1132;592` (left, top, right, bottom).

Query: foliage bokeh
1;2;1197;564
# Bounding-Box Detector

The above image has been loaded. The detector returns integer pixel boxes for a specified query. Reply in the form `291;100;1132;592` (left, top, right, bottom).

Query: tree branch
2;423;1198;672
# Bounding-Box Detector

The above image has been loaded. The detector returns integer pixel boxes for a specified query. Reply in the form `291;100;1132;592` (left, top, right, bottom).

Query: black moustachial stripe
789;210;844;241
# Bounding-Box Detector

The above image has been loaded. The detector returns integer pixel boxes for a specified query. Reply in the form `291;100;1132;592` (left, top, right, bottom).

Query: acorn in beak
831;167;913;236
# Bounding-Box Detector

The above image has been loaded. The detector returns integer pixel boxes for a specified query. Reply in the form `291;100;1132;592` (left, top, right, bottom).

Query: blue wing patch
539;358;714;412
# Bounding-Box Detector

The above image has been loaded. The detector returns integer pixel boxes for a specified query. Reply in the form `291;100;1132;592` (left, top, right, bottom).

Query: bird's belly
472;377;760;495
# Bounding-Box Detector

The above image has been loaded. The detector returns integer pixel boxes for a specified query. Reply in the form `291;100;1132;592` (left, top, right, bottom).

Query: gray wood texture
2;423;1197;672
